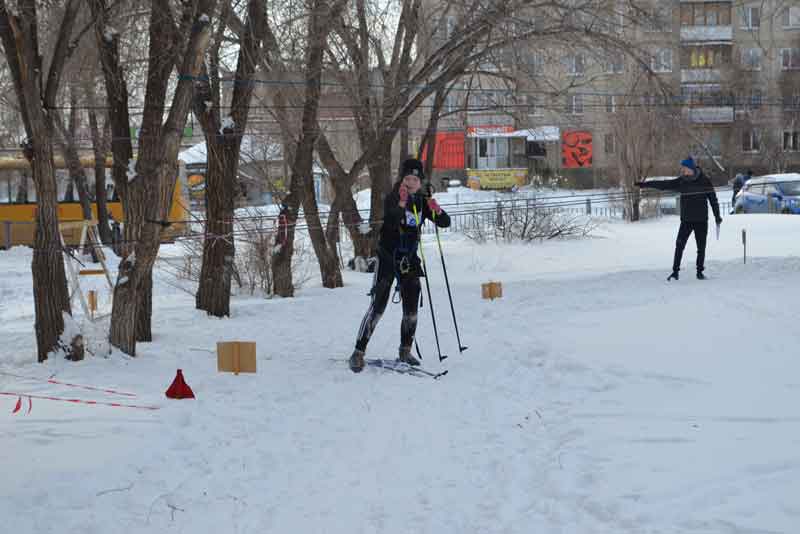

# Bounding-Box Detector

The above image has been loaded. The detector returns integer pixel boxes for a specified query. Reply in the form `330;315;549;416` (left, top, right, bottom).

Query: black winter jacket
641;171;721;222
379;186;451;256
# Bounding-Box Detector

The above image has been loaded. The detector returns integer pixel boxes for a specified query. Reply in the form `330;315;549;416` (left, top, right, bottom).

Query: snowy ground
1;211;799;533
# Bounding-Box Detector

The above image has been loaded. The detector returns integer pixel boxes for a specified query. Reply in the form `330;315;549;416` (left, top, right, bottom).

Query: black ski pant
673;221;708;273
355;249;421;353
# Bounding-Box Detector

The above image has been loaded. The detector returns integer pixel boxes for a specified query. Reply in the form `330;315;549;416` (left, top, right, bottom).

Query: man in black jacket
636;157;722;281
349;158;451;373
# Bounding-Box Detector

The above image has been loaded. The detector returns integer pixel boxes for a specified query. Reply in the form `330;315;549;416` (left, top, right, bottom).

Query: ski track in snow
1;214;799;533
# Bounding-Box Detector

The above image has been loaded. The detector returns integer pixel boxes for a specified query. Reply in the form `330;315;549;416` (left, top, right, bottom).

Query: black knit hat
400;158;425;180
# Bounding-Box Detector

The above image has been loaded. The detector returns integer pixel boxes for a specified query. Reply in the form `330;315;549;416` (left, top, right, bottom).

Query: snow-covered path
1;214;799;533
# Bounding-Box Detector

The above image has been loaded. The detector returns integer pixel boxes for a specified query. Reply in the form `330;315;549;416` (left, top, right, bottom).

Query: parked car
733;173;800;214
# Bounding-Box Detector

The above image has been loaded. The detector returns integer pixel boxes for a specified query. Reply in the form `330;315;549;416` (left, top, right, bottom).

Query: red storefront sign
421;132;465;170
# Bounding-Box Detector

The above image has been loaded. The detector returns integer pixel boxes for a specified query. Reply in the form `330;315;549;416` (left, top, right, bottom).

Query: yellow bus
0;157;189;248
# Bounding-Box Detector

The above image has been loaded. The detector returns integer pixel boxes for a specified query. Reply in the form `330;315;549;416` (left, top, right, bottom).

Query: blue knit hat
680;156;696;171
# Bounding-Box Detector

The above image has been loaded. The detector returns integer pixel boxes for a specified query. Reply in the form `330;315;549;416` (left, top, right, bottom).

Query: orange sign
562;131;593;168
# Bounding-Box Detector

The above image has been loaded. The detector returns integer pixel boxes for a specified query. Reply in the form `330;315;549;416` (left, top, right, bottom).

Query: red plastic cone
165;369;195;399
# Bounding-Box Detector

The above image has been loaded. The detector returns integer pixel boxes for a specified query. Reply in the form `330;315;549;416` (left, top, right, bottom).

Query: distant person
730;169;752;213
635;156;722;281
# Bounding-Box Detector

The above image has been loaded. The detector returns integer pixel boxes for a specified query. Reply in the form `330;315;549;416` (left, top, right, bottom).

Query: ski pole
432;211;468;353
413;204;447;362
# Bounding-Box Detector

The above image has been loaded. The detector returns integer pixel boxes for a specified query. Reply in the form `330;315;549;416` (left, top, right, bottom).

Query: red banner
562;130;593;168
421;132;465;170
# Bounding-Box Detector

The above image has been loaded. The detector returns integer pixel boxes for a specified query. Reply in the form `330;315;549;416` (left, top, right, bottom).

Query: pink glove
398;184;409;204
428;198;442;214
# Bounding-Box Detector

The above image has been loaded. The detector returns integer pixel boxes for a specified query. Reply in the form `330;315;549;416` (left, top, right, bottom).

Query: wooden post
742;229;747;264
87;290;97;320
585;198;591;215
2;220;10;250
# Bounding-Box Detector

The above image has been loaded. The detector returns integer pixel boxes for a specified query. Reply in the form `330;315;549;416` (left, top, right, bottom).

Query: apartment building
421;1;800;189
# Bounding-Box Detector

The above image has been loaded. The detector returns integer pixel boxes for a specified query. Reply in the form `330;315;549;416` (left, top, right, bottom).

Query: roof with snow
467;126;560;142
178;136;283;166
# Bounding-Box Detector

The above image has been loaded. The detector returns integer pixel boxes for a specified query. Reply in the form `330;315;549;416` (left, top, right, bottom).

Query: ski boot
696;271;706;280
667;271;679;281
397;346;420;366
349;349;365;373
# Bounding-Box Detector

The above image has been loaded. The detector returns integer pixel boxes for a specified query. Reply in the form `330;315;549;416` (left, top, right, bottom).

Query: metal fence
0;197;739;250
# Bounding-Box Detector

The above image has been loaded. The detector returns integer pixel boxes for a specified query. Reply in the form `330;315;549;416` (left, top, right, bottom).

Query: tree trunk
53;114;93;223
196;137;236;316
0;0;78;362
271;0;343;294
30;130;71;362
64;178;75;202
316;132;371;260
196;0;265;316
302;175;343;288
107;0;214;355
271;190;300;297
366;143;393;254
136;270;152;341
16;170;29;203
88;107;112;244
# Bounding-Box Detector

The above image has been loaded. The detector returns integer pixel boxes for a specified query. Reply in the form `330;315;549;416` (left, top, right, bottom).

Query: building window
467;91;502;112
645;4;672;32
523;51;543;75
782;7;800;28
742;130;760;153
651;48;672;72
604;133;615;155
783;92;800;110
783;131;800;152
566;94;584;115
690;48;715;68
526;94;541;116
444;84;462;114
566;53;586;76
740;48;762;70
604;55;624;74
740;6;760;29
681;3;731;26
780;48;800;70
747;90;763;110
606;95;617;113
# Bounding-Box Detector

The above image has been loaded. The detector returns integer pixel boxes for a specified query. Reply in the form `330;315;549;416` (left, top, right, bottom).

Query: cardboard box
217;341;257;374
481;281;503;300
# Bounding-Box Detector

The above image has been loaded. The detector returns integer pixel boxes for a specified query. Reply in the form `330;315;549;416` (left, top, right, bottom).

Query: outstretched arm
636;177;682;191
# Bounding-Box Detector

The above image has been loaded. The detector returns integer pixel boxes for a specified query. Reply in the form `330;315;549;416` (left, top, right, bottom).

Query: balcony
680;26;733;43
683;107;734;124
681;69;722;83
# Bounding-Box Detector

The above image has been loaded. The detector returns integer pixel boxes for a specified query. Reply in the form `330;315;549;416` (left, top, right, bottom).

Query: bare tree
270;0;348;297
611;72;686;221
0;0;83;361
193;0;267;317
92;0;215;355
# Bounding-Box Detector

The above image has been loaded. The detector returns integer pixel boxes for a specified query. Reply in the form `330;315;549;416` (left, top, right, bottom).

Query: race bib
405;210;418;227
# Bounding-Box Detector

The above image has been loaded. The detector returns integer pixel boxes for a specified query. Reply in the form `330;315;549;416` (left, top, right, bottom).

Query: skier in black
349;159;451;373
636;156;722;280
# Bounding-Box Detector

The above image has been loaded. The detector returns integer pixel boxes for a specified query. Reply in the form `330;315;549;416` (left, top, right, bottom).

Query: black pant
673;221;708;273
355;248;421;352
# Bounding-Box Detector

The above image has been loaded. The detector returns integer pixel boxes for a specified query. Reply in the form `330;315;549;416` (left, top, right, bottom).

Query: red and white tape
1;391;159;412
0;371;137;397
